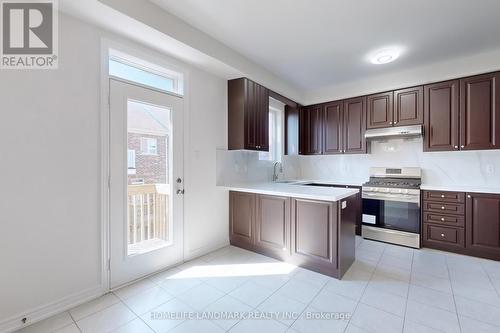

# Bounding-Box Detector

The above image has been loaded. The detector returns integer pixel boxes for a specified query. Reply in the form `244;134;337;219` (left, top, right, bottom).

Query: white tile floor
14;237;500;333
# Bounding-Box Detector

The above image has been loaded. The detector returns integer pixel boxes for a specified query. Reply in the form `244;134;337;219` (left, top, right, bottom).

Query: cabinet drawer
423;190;465;203
423;212;465;227
423;224;465;247
423;201;465;215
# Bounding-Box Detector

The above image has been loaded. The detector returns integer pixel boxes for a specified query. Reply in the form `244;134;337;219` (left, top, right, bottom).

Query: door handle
176;189;185;195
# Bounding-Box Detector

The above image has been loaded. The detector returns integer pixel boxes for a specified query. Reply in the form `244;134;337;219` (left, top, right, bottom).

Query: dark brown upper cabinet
466;192;500;260
424;80;460;152
343;97;367;154
228;78;269;151
394;86;424;126
460;72;500;150
323;101;344;154
367;92;393;129
301;105;323;155
367;88;423;129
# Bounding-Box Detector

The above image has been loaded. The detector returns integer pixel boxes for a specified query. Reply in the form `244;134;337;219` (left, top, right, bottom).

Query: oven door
362;196;420;234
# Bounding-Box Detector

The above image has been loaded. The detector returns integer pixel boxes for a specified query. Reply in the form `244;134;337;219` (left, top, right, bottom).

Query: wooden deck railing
128;184;170;245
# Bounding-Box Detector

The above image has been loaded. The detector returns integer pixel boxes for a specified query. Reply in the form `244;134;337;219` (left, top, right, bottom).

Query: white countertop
223;182;359;201
420;184;500;194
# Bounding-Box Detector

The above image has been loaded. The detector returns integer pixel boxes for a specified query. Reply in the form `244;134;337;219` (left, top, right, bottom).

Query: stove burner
363;177;421;189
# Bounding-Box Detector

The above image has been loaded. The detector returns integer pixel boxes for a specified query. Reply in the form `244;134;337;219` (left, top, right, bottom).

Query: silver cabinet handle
441;218;445;221
389;121;393;125
461;145;465;148
441;194;445;198
467;195;471;199
441;206;445;210
454;146;458;149
441;233;445;237
394;121;398;124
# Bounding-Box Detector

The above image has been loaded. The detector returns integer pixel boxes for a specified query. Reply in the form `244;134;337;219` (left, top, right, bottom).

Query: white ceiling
151;0;500;91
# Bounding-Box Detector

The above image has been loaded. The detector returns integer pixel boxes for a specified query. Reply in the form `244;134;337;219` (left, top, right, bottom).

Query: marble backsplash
217;138;500;188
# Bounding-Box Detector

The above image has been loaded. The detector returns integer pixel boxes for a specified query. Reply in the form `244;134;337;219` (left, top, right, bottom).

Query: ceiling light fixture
368;47;403;65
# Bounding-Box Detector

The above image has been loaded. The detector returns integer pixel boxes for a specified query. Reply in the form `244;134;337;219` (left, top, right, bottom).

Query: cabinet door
229;191;255;249
367;92;393;129
343;97;367;154
394;86;423;127
256;84;269;151
466;193;500;260
291;199;337;270
323;101;344;154
303;105;323;154
244;79;258;150
460;72;500;150
255;195;290;257
424;80;460;151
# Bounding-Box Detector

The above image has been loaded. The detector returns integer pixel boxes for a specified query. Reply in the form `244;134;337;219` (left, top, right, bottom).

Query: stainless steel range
362;167;421;248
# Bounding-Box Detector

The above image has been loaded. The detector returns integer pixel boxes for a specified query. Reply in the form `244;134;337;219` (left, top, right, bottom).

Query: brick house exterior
127;101;169;185
128;133;167;184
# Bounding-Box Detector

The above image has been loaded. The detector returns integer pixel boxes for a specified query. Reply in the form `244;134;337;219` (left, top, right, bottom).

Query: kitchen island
225;182;359;279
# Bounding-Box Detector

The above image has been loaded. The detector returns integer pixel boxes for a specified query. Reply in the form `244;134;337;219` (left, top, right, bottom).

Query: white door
109;79;184;288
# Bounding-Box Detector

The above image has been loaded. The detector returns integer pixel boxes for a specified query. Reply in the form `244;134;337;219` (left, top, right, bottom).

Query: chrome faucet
272;161;283;182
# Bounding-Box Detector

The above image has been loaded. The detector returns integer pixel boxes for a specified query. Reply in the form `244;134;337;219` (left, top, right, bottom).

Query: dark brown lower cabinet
255;194;290;260
326;184;362;235
422;190;500;261
229;191;255;250
290;199;337;275
229;191;357;278
423;223;465;251
466;193;500;260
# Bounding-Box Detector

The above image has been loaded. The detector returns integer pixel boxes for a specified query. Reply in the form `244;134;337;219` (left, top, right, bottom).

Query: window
127;149;136;169
108;49;183;95
140;137;158;155
260;98;284;162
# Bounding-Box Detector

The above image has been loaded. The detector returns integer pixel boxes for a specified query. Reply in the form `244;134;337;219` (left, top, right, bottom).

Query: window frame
108;48;184;95
140;137;158;155
127;149;136;169
260;98;285;162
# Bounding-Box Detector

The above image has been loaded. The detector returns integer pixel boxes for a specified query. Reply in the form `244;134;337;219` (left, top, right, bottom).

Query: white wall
0;12;228;330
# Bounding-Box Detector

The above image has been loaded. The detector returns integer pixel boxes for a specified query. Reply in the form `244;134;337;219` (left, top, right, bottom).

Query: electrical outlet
485;164;495;174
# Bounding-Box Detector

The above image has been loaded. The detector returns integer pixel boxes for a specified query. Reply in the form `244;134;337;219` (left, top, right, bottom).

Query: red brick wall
127;133;168;184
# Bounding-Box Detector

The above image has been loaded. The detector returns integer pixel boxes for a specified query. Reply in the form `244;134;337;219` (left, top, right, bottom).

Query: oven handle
362;192;420;204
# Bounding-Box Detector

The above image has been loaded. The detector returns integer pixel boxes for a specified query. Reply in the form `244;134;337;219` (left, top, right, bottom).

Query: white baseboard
0;285;104;333
184;237;229;261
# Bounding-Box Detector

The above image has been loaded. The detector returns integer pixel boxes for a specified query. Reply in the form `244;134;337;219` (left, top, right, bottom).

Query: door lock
176;178;182;184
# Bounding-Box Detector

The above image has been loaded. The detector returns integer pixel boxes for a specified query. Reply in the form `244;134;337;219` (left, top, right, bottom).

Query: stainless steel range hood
365;125;423;140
